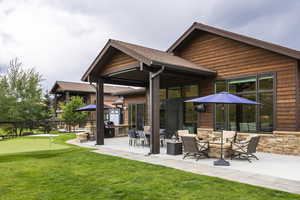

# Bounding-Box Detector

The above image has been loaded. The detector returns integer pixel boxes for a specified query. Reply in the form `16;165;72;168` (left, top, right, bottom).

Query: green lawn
0;136;69;155
0;135;299;200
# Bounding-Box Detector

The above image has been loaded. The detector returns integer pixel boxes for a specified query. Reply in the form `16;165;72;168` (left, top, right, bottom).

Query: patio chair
211;131;237;148
160;129;166;147
144;126;151;134
177;130;189;141
128;129;138;146
181;135;209;160
137;130;147;147
231;136;260;162
196;129;210;141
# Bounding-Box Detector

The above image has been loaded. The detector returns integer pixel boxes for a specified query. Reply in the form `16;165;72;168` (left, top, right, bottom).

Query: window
128;104;136;128
229;77;256;93
216;104;226;130
184;102;197;124
228;94;257;132
159;85;199;130
168;87;181;98
128;103;145;130
214;73;274;133
160;89;167;100
259;93;273;132
182;85;198;97
259;75;273;90
215;80;227;93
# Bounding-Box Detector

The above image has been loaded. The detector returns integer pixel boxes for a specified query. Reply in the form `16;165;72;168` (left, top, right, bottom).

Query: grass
0;136;69;155
0;135;299;200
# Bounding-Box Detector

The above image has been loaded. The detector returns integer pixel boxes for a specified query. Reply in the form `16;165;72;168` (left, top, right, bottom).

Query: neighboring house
50;81;133;125
82;22;300;155
112;88;146;130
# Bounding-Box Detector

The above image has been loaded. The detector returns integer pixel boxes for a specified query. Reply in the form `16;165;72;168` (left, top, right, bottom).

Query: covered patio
82;39;216;154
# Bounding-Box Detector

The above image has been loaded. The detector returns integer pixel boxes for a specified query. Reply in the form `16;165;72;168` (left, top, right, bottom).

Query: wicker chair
181;136;209;160
231;136;260;162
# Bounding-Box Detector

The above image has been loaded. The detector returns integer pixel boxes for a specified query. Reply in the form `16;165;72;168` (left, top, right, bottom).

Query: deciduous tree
60;96;88;132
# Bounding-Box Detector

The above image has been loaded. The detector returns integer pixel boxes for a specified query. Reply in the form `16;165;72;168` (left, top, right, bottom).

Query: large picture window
215;73;274;133
160;84;199;133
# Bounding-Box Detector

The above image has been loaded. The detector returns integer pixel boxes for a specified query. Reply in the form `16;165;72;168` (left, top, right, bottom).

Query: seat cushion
209;142;231;149
232;144;247;152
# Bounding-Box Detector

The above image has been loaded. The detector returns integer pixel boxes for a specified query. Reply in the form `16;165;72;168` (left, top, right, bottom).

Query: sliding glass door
128;103;145;130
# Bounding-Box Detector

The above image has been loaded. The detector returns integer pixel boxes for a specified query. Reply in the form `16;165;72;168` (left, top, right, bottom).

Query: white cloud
0;0;116;90
0;0;300;90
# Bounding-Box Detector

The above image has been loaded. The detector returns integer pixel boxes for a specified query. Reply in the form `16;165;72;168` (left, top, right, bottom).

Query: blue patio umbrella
75;104;111;112
185;92;260;105
185;92;260;166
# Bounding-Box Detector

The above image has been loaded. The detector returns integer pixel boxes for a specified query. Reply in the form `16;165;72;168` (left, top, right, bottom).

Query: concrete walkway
68;138;300;194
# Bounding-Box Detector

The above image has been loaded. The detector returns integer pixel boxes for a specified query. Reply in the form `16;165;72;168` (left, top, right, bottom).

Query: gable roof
51;81;95;94
167;22;300;60
50;81;133;94
81;39;215;81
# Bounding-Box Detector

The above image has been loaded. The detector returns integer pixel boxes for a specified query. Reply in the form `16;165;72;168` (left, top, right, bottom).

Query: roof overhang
81;39;216;83
101;63;215;88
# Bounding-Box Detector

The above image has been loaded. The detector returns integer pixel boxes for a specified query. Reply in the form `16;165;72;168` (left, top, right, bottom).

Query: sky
1;0;300;91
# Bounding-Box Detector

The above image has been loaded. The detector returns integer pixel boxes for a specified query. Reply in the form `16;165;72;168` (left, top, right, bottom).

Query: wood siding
175;32;298;131
100;50;138;75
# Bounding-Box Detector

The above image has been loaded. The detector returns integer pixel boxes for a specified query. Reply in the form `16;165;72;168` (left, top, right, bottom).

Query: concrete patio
68;137;300;194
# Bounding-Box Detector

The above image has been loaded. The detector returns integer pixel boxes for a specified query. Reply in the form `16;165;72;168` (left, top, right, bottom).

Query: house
50;81;134;125
112;88;146;130
81;22;300;155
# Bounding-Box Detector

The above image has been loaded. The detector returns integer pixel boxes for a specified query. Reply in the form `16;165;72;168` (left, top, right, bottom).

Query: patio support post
96;78;105;145
150;72;160;154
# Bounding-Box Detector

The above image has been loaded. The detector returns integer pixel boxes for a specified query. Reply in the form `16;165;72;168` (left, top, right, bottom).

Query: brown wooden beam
103;77;147;87
150;72;160;154
96;79;104;145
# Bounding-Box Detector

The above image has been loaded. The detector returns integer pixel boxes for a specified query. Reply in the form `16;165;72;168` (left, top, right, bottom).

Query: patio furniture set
127;127;261;163
180;130;261;163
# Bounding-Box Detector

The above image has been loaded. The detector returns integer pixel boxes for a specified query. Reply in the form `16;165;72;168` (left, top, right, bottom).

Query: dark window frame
128;102;146;130
161;84;200;132
214;72;275;133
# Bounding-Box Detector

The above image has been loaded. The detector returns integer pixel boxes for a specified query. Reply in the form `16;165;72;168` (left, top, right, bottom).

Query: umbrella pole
214;103;230;166
221;103;225;160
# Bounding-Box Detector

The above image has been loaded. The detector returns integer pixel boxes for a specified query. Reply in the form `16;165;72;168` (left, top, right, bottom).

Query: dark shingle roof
81;39;216;81
50;81;134;94
110;40;215;73
168;22;300;59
